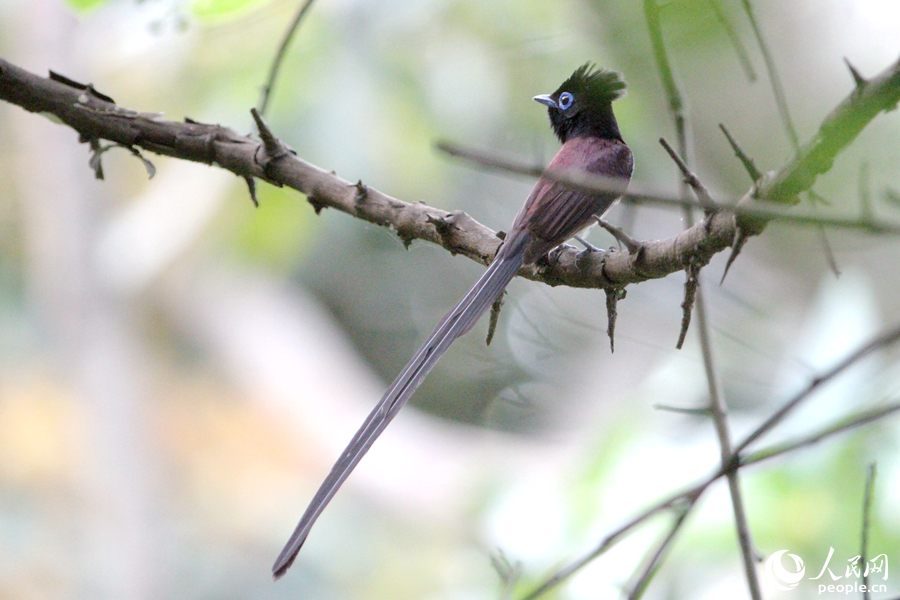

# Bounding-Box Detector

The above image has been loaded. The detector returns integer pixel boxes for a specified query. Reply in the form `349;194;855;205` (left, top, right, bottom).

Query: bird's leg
573;235;602;253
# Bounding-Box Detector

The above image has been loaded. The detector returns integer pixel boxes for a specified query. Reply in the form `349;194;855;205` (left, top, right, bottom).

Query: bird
273;63;634;579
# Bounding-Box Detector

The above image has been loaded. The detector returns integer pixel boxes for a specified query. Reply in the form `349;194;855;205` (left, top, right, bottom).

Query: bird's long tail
272;231;532;579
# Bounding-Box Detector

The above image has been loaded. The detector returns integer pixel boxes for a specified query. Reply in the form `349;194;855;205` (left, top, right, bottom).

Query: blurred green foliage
64;0;107;11
191;0;273;20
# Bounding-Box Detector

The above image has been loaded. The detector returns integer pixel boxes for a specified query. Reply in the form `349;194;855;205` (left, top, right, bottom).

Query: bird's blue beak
533;94;557;109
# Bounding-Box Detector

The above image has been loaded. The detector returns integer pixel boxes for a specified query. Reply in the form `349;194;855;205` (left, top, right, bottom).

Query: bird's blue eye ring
558;92;574;110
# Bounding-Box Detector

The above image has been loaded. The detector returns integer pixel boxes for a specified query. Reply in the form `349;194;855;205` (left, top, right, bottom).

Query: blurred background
1;0;900;598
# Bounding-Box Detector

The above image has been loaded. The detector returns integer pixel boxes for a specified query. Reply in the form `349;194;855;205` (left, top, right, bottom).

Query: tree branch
1;56;899;294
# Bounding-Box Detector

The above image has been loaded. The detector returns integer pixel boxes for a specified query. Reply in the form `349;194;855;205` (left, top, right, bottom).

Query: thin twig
739;0;843;274
647;2;762;593
706;0;757;81
735;323;900;454
645;0;687;158
520;327;900;600
696;281;763;599
440;140;900;234
652;403;711;415
862;462;877;600
517;484;706;600
659;137;718;212
860;162;874;224
719;123;762;182
491;548;522;600
595;217;641;253
627;504;695;600
519;396;900;600
742;403;900;466
740;0;799;150
257;0;317;116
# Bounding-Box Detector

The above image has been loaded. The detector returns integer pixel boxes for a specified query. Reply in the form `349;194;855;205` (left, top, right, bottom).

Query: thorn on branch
49;70;116;103
595;216;641;254
604;287;625;353
86;141;156;181
426;210;464;254
88;138;105;180
252;108;283;156
251;107;295;176
845;58;867;90
719;123;763;182
652;403;711;416
486;292;505;346
396;231;414;249
817;226;842;278
245;176;259;207
721;223;748;284
352;180;369;206
659;137;718;213
676;261;701;349
307;194;326;215
125;145;156;179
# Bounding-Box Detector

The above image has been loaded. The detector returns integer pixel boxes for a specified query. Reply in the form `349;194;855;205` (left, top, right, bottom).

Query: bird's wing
513;140;633;263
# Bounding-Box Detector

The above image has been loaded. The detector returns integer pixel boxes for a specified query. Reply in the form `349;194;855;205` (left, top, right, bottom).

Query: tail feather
272;232;531;579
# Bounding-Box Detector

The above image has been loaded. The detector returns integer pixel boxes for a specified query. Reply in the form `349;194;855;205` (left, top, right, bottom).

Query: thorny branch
1;56;900;295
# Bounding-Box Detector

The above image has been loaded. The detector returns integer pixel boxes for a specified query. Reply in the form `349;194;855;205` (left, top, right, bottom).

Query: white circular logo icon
766;550;806;590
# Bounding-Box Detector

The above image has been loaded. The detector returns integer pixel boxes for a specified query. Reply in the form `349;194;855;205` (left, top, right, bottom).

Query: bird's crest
555;63;627;104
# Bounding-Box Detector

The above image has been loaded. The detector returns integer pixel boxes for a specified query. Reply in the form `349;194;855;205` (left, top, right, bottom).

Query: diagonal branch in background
519;322;900;600
735;323;900;454
257;0;317;116
1;56;900;293
436;141;900;234
861;462;877;600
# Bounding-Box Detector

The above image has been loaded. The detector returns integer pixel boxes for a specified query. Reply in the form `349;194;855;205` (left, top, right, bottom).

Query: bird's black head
534;63;627;144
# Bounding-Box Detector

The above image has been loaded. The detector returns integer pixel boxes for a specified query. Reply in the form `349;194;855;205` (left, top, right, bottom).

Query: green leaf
64;0;109;12
191;0;271;20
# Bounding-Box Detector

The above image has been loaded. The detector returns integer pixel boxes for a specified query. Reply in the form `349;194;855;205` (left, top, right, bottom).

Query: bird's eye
558;92;574;110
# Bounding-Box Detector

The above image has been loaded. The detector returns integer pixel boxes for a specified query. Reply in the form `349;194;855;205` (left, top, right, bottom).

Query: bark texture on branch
1;56;899;291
